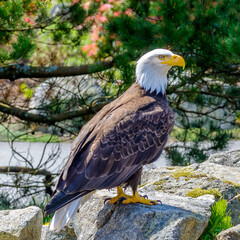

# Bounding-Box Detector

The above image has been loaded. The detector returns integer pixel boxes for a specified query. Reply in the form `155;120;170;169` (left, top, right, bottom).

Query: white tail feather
49;198;82;232
49;192;94;232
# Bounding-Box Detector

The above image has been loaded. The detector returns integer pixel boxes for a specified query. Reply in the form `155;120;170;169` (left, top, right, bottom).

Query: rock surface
42;225;77;240
72;190;214;240
214;224;240;240
141;150;240;225
0;206;43;240
196;150;240;185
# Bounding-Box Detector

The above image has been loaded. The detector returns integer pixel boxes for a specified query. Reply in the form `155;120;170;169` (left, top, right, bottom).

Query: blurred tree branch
0;101;109;124
0;59;114;81
0;166;54;195
0;166;52;177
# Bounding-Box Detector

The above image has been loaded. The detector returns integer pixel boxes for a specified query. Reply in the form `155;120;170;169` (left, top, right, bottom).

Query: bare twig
227;194;240;204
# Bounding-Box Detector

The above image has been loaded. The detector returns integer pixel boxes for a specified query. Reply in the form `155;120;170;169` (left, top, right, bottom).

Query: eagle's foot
122;191;158;205
140;195;162;204
109;186;131;204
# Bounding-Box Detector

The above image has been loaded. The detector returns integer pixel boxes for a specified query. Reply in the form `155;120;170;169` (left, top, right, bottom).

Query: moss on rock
155;186;164;191
186;188;221;198
222;180;240;189
170;167;209;181
153;179;166;186
138;182;150;188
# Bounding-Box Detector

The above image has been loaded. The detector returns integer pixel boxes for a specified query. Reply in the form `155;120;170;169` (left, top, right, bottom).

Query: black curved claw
104;197;111;205
143;195;148;199
157;200;162;204
117;197;127;203
150;201;157;205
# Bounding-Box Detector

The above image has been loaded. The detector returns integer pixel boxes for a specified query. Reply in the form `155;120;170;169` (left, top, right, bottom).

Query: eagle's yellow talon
122;191;158;205
109;187;159;205
109;186;131;204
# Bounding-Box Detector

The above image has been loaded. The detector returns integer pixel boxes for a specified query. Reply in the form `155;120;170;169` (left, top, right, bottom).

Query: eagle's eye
158;55;166;60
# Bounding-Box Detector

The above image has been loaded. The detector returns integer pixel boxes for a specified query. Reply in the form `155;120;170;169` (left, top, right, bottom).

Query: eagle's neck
145;88;167;99
136;61;171;95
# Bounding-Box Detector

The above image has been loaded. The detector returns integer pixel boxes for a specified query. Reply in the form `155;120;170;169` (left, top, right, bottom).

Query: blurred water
0;140;239;171
0;142;72;173
0;142;72;206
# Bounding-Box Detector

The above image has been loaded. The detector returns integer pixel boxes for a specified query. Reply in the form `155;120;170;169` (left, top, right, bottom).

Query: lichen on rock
186;187;221;198
170;167;209;181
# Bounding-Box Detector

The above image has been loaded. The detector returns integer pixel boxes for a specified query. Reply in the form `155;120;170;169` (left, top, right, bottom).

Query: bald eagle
45;49;185;231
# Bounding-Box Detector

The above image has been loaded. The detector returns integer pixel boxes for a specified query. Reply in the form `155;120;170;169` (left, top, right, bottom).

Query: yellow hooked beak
161;54;185;69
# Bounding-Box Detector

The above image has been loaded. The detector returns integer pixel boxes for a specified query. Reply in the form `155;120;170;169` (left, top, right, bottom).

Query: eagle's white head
136;49;185;95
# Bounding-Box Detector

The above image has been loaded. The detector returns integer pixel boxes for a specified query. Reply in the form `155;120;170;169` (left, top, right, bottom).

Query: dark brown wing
45;84;174;215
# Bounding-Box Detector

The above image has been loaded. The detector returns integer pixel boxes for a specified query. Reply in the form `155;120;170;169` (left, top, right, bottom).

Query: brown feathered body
45;82;174;215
